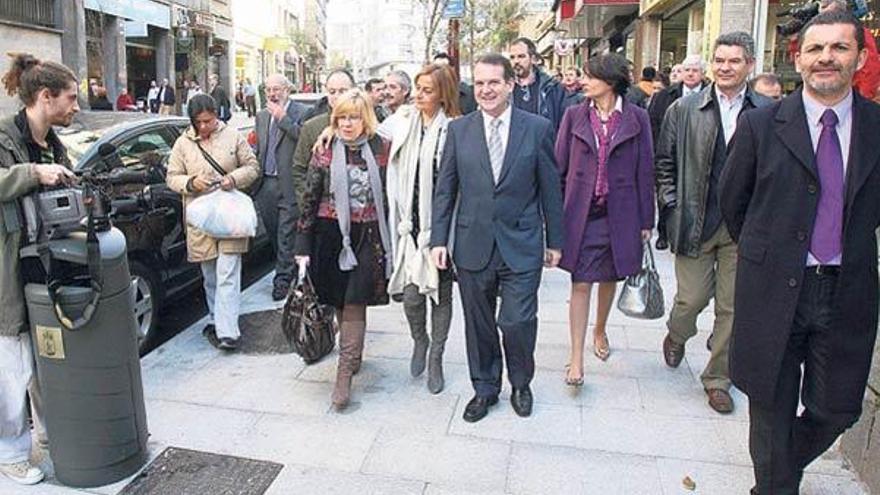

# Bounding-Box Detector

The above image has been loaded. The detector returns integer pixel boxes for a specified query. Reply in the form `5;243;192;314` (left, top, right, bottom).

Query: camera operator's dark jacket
0;114;44;336
655;84;771;257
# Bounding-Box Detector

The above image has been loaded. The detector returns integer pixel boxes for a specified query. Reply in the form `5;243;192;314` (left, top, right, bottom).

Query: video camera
776;0;869;37
21;143;158;244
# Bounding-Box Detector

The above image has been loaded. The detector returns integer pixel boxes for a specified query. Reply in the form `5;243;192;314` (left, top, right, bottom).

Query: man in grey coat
0;53;78;485
254;74;306;300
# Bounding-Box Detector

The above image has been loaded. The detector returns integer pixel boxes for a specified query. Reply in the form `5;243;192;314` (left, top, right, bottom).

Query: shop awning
555;0;639;39
640;0;681;16
84;0;169;29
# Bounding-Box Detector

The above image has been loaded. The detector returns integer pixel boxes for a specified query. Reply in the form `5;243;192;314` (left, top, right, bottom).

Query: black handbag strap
196;141;227;177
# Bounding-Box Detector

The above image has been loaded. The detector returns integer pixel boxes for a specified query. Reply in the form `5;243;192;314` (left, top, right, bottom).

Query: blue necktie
264;119;279;176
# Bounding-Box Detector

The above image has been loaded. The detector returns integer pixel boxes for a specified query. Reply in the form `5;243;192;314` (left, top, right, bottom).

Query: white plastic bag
186;189;258;238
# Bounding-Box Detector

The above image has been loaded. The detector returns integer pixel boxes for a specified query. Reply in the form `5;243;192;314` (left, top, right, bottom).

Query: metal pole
448;18;461;81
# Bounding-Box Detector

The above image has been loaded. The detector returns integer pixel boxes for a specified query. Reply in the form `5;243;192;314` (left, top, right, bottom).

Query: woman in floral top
294;89;391;411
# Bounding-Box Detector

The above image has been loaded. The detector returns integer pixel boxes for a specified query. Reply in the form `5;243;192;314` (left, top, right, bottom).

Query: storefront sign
264;37;291;52
125;21;148;38
84;0;170;30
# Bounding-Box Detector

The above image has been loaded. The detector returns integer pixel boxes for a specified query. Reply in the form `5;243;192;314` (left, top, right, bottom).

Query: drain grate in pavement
118;447;282;495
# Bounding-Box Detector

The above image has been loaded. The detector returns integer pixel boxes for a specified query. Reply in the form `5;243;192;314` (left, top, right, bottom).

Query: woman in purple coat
554;53;654;384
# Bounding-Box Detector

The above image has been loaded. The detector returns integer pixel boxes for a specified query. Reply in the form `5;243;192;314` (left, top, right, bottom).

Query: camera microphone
107;168;149;185
97;143;124;173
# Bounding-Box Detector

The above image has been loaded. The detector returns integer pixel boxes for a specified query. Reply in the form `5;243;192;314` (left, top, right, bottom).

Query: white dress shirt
802;89;854;266
482;103;512;157
682;83;701;98
715;85;746;145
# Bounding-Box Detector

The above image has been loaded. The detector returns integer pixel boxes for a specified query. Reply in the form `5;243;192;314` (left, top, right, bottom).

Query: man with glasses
255;74;306;300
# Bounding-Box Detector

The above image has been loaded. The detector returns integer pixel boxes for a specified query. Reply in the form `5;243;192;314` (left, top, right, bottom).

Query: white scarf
386;106;449;303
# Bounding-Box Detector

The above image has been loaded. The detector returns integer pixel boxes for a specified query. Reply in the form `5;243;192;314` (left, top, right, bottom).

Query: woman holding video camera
166;93;260;351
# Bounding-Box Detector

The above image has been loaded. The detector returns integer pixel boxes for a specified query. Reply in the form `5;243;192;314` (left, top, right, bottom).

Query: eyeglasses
337;114;363;123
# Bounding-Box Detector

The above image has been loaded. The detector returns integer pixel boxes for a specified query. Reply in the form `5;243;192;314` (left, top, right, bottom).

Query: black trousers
457;247;541;398
657;204;671;243
254;176;298;287
748;269;861;494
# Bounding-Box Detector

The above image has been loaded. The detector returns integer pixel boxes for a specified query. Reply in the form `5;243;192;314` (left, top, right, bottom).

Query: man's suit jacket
159;85;175;105
255;101;306;207
719;89;880;411
431;108;564;273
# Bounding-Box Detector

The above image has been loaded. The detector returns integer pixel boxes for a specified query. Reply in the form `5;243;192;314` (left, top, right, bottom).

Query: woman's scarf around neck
387;107;448;302
588;102;622;204
330;133;393;278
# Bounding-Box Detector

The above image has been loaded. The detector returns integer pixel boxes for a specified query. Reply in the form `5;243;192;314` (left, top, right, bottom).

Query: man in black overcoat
719;11;879;494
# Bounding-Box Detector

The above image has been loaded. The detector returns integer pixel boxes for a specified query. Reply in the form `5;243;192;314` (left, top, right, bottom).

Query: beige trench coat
166;122;260;262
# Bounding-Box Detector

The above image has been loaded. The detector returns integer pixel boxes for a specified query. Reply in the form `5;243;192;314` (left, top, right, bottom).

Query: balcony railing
0;0;55;28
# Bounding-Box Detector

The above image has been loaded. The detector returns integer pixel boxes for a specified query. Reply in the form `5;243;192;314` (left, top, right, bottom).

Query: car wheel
129;260;162;355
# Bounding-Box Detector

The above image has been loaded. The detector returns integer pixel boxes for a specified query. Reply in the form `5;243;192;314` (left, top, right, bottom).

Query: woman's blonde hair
330;88;378;137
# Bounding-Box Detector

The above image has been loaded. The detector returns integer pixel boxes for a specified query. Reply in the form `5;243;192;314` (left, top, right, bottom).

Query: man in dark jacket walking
255;74;306;300
655;32;771;415
648;54;708;251
157;78;176;115
209;74;232;122
508;38;568;132
0;53;78;486
720;12;877;494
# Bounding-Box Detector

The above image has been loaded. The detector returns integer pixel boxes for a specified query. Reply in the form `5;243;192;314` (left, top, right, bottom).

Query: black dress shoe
218;337;240;351
655;238;669;250
272;284;289;301
463;395;498;423
511;387;533;417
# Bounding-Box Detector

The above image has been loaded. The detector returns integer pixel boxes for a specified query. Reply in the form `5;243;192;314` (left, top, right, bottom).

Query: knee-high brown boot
332;320;365;410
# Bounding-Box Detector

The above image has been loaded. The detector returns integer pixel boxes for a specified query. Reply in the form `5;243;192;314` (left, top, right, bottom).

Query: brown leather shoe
706;388;734;414
662;334;685;368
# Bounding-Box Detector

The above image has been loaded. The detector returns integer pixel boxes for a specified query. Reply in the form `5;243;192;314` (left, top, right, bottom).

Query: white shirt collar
682;83;701;96
482;103;512;127
589;96;624;114
802;88;853;129
714;84;747;105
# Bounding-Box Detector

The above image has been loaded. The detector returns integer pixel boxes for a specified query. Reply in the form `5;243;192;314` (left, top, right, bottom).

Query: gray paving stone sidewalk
2;248;869;494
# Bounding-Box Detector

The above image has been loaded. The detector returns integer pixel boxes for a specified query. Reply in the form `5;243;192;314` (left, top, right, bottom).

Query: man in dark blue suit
431;53;564;423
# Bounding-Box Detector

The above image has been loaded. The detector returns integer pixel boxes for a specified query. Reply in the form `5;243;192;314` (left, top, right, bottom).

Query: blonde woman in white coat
384;64;461;393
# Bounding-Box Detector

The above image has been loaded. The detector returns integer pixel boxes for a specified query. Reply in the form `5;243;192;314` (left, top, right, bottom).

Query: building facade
326;0;426;83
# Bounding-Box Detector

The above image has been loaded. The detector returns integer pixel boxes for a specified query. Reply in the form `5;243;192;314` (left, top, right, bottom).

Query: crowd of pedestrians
0;4;879;494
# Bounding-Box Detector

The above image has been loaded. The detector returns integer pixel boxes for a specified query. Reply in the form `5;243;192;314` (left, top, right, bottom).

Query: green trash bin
22;227;148;488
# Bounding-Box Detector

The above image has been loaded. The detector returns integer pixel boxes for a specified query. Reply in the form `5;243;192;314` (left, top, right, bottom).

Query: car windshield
56;127;105;168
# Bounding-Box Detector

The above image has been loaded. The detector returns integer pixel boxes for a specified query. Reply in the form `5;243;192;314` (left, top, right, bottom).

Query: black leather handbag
281;274;337;364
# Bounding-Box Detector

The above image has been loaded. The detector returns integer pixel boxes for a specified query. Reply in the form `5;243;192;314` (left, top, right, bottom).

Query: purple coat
554;100;655;277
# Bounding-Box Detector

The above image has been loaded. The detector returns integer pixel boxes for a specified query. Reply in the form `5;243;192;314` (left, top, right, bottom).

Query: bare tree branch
419;0;449;62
